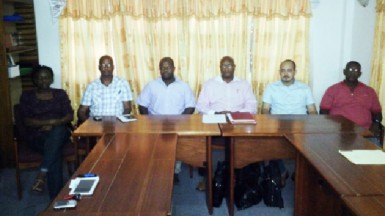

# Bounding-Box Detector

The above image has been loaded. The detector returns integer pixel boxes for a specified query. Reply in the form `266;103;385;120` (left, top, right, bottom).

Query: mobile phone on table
53;200;77;210
93;116;102;121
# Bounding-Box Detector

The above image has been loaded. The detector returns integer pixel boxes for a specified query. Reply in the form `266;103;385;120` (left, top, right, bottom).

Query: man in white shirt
137;57;196;183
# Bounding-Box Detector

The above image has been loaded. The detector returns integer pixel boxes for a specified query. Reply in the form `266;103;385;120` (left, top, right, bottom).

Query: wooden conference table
286;133;385;216
40;133;177;215
42;114;381;216
220;115;369;215
342;196;385;216
72;115;221;214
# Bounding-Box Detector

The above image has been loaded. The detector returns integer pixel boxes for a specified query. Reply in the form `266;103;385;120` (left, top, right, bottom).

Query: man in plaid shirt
77;55;133;124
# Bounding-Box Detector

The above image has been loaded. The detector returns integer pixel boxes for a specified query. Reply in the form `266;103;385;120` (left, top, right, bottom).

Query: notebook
226;112;256;124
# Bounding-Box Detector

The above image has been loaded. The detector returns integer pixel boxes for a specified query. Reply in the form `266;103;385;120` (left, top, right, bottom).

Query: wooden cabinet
0;0;37;167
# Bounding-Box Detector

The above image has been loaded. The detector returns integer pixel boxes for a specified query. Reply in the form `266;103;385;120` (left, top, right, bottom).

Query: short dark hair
99;55;114;65
31;65;54;86
220;56;235;65
280;59;296;71
345;61;361;70
159;57;175;68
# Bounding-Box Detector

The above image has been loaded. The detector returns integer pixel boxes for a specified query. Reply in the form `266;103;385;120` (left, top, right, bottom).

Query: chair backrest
128;80;139;115
13;104;43;165
13;104;27;142
378;124;385;148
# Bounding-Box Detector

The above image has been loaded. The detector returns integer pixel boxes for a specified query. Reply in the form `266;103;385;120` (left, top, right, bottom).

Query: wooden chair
13;104;77;199
377;123;384;148
73;136;98;164
128;80;140;115
365;122;385;148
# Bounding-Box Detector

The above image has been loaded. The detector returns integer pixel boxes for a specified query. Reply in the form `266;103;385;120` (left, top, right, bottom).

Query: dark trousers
29;125;70;199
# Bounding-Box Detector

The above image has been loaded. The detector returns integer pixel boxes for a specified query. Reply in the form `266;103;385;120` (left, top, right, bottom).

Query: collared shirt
196;75;257;114
262;80;315;114
80;76;133;116
136;77;196;114
320;81;382;129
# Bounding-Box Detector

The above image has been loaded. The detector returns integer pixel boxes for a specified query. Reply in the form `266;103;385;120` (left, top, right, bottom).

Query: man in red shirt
320;61;382;145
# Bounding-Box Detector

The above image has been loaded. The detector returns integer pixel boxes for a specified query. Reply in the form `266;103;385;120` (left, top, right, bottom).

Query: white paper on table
202;114;227;124
338;150;385;165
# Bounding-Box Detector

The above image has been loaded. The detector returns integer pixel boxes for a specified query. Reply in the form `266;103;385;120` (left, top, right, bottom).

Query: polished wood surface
55;114;380;216
286;133;385;196
73;114;220;215
74;115;221;137
342;196;385;216
220;114;368;136
285;133;385;216
40;133;177;215
219;115;372;216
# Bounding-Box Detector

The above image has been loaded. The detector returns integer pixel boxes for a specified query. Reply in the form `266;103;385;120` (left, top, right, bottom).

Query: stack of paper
226;112;256;124
338;150;385;164
202;114;227;124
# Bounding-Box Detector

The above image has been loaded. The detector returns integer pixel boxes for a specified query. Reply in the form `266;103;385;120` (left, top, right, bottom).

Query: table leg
206;136;213;214
227;137;235;216
73;135;80;167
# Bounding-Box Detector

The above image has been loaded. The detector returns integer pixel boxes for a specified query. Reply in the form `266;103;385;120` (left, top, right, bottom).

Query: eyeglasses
346;68;360;74
160;66;174;71
221;64;233;69
100;63;113;68
280;69;294;73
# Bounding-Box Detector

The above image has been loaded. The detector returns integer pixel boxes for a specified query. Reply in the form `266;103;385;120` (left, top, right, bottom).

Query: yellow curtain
251;15;311;109
371;0;385;117
60;18;115;112
60;0;311;115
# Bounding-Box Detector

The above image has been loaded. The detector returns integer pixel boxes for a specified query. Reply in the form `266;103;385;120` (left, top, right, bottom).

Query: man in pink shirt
195;56;257;192
197;56;257;114
320;61;382;146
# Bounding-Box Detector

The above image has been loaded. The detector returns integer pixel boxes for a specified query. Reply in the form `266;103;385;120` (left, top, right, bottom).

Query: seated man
320;61;382;146
77;55;133;124
262;59;317;115
137;57;196;183
262;59;317;187
196;56;257;191
197;56;257;114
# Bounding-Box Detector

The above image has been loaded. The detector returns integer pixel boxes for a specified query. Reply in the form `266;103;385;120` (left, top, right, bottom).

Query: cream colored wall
310;0;376;109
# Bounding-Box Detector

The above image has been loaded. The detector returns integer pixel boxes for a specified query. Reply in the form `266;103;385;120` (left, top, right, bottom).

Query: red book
226;112;256;124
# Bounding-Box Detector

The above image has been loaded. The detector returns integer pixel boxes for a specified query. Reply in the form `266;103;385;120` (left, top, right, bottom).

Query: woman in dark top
19;65;73;199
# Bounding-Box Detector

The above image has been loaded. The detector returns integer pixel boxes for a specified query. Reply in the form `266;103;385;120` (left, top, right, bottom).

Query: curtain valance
62;0;311;19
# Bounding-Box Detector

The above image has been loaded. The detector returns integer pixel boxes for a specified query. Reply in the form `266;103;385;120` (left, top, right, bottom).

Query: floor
0;154;295;216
